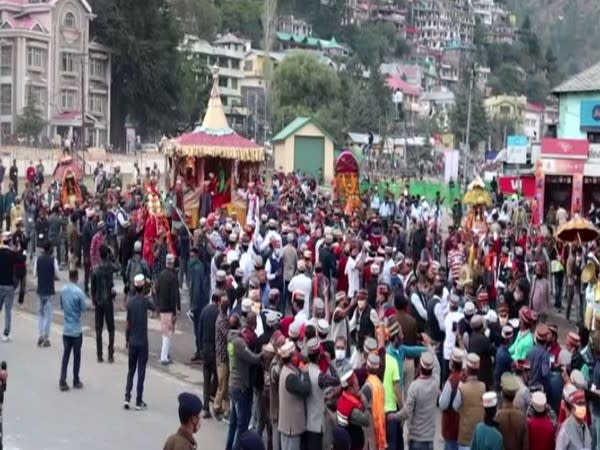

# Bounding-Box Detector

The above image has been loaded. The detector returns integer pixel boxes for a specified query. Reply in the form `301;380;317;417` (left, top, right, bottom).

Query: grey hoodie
227;329;262;391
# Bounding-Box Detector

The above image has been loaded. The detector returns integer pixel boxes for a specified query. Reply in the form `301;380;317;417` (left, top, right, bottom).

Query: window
61;90;76;109
61;52;76;73
89;58;106;79
243;60;253;71
88;93;106;114
231;78;238;89
27;46;46;70
218;77;228;88
0;84;11;115
1;123;10;138
63;12;75;28
0;45;11;76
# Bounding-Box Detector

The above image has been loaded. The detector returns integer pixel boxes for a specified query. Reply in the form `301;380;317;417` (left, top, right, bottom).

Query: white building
0;0;111;147
276;15;312;37
420;88;455;130
180;34;249;120
524;102;544;141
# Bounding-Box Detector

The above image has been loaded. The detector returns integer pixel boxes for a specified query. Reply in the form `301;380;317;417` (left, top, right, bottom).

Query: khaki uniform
163;428;197;450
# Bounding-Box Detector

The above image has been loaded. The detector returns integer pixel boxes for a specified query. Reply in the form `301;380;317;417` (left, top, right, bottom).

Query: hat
335;291;346;302
306;337;321;355
563;384;577;402
313;297;325;311
548;324;559;335
229;233;238;243
241;298;253;313
268;218;277;227
567;332;581;348
570;369;587;389
297;260;306;271
366;353;380;369
519;307;534;324
466;353;480;370
249;277;259;289
569;389;586;405
370;263;380;275
239;431;266;450
464;301;476;315
166;253;176;265
501;373;519;394
317;319;330;335
340;370;355;388
234;267;244;278
477;291;489;303
254;256;264;269
364;337;377;352
535;323;549;341
531;391;547;413
501;325;514;339
269;288;280;298
357;289;368;300
451;348;465;364
216;270;227;282
279;340;295;358
486;310;498;324
133;274;145;287
265;310;282;327
449;294;459;307
497;304;509;315
470;314;483;329
288;321;302;339
178;392;203;421
420;352;434;370
558;348;572;366
482;391;498;408
325;234;334;244
86;208;96;218
292;291;305;302
303;250;312;259
134;241;142;252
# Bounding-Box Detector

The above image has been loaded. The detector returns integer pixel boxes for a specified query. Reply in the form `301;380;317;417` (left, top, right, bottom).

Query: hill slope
502;0;600;76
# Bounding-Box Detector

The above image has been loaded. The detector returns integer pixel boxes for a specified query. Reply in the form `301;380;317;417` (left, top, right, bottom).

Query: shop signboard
505;135;528;164
498;175;536;198
580;100;600;130
540;138;589;160
540;158;585;174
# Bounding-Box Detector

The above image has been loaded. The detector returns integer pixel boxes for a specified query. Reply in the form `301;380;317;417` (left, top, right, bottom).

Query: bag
551;260;564;273
127;257;146;287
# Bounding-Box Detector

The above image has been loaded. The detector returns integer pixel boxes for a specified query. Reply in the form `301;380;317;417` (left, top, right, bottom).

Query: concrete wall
273;122;334;182
558;92;600;139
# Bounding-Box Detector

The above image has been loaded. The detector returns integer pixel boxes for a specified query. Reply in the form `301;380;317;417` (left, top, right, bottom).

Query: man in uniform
163;392;202;450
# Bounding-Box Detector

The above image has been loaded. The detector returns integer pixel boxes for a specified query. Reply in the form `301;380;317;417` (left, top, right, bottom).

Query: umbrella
556;215;600;243
463;187;492;206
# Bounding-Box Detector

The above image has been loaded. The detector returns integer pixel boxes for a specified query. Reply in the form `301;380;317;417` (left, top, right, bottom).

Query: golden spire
201;65;230;130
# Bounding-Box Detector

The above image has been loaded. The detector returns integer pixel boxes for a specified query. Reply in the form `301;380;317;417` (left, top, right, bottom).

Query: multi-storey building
409;0;475;51
180;33;249;124
0;0;111;147
276;15;312;37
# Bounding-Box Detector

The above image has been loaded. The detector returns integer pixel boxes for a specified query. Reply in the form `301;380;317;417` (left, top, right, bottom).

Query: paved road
1;311;225;450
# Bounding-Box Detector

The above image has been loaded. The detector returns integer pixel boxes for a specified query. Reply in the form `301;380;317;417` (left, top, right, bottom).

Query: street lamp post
464;63;476;189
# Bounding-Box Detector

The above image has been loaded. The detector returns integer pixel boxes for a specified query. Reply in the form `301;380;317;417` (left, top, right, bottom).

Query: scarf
366;373;387;450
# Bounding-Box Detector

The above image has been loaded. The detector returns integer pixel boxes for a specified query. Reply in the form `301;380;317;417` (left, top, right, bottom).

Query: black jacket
199;303;219;359
156;268;180;314
318;246;337;279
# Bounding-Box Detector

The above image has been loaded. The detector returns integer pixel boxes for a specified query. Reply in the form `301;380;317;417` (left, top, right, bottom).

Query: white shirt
382;258;395;285
239;251;254;284
443;310;464;360
265;252;281;281
288;273;312;315
345;254;361;298
410;291;428;321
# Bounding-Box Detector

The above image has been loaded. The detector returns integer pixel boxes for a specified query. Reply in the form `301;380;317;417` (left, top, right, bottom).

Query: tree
174;52;212;130
219;0;263;46
91;0;182;147
525;73;550;104
272;53;344;141
172;0;221;39
17;98;46;140
450;88;489;151
487;63;526;95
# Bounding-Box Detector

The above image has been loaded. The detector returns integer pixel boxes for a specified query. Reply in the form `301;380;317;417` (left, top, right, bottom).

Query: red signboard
540;138;589;159
539;158;585;174
498;175;536;198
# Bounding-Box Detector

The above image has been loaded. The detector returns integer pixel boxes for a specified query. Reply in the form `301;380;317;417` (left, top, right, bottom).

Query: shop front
583;144;600;214
498;174;536;198
535;138;589;221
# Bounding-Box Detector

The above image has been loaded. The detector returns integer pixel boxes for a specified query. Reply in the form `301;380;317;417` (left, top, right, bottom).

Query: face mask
335;349;346;361
357;300;367;310
575;405;587;420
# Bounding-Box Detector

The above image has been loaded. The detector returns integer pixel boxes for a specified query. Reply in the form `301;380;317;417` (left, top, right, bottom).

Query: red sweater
527;416;555;450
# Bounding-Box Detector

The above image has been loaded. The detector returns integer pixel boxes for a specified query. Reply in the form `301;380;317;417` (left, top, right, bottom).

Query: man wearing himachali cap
452;353;486;449
469;392;503;450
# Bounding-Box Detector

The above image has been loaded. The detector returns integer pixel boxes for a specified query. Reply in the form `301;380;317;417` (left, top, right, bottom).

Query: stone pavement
0;311;224;450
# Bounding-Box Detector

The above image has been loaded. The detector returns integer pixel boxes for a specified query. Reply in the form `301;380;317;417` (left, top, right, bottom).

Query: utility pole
80;53;86;175
464;62;476;189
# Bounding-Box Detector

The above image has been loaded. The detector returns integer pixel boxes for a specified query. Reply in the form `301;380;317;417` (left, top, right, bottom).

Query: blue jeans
0;285;15;336
226;388;252;450
386;413;404;450
38;295;53;338
125;344;149;403
444;441;458;450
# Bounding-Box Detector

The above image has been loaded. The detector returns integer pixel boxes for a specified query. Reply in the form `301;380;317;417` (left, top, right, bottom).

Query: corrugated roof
553;61;600;94
272;117;334;143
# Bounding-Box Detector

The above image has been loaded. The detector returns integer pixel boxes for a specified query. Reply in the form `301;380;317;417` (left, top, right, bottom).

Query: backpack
127;256;147;287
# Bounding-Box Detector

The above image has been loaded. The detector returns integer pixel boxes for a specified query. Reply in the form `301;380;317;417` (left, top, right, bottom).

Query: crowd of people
1;164;600;450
